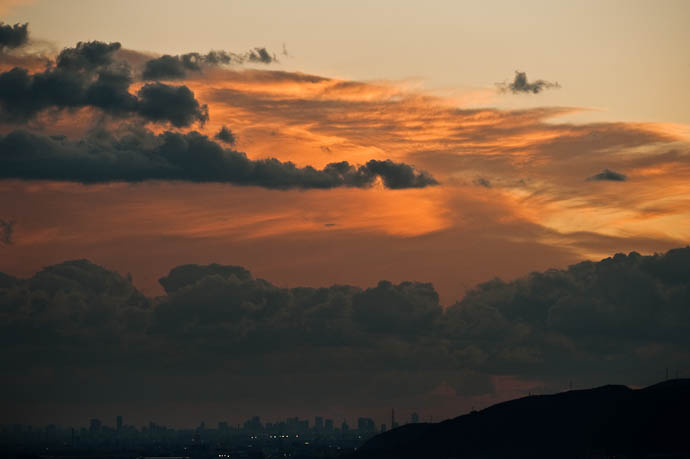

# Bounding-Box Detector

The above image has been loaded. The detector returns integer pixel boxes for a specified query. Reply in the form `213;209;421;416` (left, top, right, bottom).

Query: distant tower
116;416;123;432
410;412;419;424
390;409;398;429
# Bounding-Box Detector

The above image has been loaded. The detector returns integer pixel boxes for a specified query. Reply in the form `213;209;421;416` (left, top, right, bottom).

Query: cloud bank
0;128;437;189
1;248;689;421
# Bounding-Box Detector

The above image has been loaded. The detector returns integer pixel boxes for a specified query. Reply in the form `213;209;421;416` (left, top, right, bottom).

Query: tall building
315;416;324;431
357;417;375;434
324;419;334;431
410;412;419;424
116;416;123;432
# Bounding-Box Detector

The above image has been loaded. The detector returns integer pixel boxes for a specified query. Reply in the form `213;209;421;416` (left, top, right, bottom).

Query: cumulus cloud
1;248;690;419
0;128;437;189
56;40;122;71
136;82;209;127
0;40;208;126
497;71;560;94
141;47;277;80
588;168;627;182
0;218;13;245
0;22;28;50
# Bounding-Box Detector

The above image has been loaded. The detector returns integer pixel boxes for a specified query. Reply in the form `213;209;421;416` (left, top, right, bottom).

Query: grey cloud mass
1;248;689;418
498;71;560;94
0;41;208;126
588;168;628;182
0;128;437;189
0;22;29;50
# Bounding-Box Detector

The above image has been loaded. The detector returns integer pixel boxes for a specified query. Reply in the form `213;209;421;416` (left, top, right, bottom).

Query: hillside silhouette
355;379;690;458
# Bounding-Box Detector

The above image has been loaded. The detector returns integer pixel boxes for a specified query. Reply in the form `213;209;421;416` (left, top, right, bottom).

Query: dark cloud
215;125;236;145
142;54;198;80
363;159;439;189
0;22;29;51
141;48;277;80
588;168;627;182
0;218;13;245
1;248;690;421
0;128;438;189
136;83;209;127
497;71;560;94
0;41;207;127
56;40;121;71
247;47;275;64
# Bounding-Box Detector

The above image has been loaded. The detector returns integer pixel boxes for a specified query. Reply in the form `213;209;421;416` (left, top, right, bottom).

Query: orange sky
1;57;689;304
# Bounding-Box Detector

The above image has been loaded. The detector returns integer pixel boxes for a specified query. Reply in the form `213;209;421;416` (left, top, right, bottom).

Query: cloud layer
0;128;437;189
1;248;689;423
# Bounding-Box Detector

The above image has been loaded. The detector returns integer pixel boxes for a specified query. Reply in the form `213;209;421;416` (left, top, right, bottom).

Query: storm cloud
1;248;689;419
588;168;628;182
141;47;277;80
498;71;560;94
0;128;437;189
0;41;208;126
0;22;28;50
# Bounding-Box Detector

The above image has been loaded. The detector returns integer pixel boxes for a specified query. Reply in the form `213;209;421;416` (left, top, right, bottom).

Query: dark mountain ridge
355;379;690;458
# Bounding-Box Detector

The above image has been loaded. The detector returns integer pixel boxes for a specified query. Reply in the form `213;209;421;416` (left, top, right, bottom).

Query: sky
1;0;689;427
